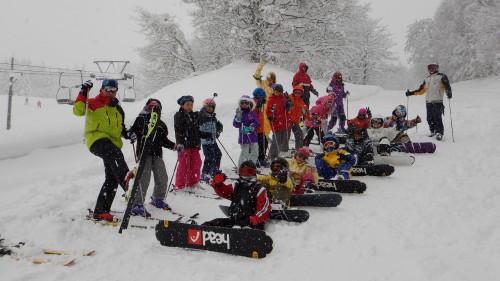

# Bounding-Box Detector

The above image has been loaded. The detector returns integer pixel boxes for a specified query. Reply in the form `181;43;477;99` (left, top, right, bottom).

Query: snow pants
175;147;202;189
290;123;304;150
202;143;222;177
89;138;130;214
426;102;445;135
257;133;269;162
303;126;324;147
133;155;168;204
238;142;259;167
268;130;289;160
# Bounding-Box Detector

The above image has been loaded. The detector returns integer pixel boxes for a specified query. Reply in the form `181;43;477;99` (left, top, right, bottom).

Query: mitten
405;90;414;97
80;80;93;96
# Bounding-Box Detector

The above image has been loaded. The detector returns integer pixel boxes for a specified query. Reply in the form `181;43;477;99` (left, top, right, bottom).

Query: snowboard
373;153;415;166
219;205;309;223
155;220;273;259
289;193;342;207
316;179;367;193
397;142;436;153
352;164;395;177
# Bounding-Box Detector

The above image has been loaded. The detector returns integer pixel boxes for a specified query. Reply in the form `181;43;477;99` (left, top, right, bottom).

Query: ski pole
216;138;238;169
166;157;179;196
448;99;455;143
131;142;138;163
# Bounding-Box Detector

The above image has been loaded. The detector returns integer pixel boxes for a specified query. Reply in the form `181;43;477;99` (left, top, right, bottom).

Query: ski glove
447;92;452;99
366;107;372;118
312;89;319;97
405;90;414;97
241;126;254;135
80;80;93;96
127;131;137;143
337;152;350;162
213;172;227;185
174;144;184;152
415;115;422;123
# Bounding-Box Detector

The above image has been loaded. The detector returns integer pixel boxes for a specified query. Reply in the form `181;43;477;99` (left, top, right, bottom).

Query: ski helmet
239;160;257;183
358;108;367;115
239;95;256;110
370;114;384;127
333;71;342;81
202;98;216;108
102;79;118;89
292;85;304;96
295;147;311;160
252;88;266;99
393;105;407;118
273;84;284;92
322;134;339;152
270;157;289;180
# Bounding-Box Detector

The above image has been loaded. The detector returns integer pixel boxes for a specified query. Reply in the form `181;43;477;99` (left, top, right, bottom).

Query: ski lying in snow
374;154;415;166
155;220;273;259
397;142;436;153
315;179;367;193
352;164;395;176
219;205;309;223
84;209;199;229
11;248;95;266
289;193;342;207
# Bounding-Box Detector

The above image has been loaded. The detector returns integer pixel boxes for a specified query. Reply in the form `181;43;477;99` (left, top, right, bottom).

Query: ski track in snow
1;62;499;281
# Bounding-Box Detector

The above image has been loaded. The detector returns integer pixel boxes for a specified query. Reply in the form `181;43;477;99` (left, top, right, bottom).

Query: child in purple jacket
233;95;260;167
327;71;350;133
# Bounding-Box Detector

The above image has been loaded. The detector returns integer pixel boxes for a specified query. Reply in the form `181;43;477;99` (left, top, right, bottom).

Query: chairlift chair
55;71;83;105
122;76;136;103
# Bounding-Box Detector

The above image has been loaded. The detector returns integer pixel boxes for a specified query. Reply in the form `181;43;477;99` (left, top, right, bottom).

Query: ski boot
150;198;171;211
131;204;151;218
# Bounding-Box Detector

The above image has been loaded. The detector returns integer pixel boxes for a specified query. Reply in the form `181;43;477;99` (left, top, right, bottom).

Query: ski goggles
104;86;118;93
371;119;383;126
147;101;160;112
239;166;256;177
240;101;251;106
324;141;337;150
205;104;216;109
296;152;309;160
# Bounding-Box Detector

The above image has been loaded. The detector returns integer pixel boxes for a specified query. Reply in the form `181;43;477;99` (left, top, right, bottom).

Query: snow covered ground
1;61;499;281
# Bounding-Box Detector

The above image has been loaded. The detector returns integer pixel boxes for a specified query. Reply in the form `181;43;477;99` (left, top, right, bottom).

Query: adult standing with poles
406;63;452;141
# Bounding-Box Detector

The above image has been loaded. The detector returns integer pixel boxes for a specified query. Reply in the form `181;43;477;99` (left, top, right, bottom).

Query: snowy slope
0;62;499;281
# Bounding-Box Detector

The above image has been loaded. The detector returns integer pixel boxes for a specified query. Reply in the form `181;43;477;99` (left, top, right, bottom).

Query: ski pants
238;142;259;167
202;143;222;177
303;126;324;147
89;138;130;214
426;102;445;135
290;123;304;150
133;155;168;204
175;147;202;189
257;133;269;162
268;130;289;160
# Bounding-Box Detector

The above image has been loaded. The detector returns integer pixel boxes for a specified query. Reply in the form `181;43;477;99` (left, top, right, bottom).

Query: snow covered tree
135;8;197;93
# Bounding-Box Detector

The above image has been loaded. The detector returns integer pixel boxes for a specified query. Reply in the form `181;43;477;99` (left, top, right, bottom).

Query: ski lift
56;71;83;105
122;75;136;103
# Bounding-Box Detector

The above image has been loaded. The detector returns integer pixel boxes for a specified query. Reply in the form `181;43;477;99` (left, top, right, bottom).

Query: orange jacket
288;95;309;124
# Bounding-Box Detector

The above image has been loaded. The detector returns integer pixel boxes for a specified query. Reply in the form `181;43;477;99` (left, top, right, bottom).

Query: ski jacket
304;104;325;128
198;109;223;146
412;72;452;103
253;63;273;136
174;109;205;149
73;92;127;150
367;126;400;144
233;109;259;144
288;158;319;184
292;63;315;92
347;116;372;130
288;95;309;124
328;80;347;107
384;112;419;131
317;149;356;171
212;180;271;225
266;94;291;132
130;115;176;158
315;95;335;116
257;174;295;197
253;97;271;135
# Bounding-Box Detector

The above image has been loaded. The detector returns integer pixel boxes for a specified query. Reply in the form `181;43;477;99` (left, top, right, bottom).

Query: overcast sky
0;0;441;70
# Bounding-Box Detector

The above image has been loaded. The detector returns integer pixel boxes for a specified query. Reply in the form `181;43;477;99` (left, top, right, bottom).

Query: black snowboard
289;193;342;207
352;164;395;177
155;220;273;259
316;179;367;193
219;205;309;223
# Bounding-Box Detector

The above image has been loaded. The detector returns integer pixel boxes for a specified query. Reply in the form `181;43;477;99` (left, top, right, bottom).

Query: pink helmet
202;98;216;108
296;147;311;157
358;108;367;115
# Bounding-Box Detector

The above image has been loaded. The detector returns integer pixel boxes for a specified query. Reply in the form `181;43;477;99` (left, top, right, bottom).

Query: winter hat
358;108;367;115
273;84;284;92
177;95;194;105
292;85;304;95
239;95;256;110
202;98;216;108
101;79;118;89
333;71;342;81
252;88;266;99
296;147;311;158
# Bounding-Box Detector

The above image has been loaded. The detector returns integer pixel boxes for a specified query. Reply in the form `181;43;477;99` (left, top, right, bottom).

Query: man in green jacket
73;79;133;221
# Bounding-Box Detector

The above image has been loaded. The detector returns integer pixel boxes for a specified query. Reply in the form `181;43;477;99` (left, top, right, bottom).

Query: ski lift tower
90;60;136;102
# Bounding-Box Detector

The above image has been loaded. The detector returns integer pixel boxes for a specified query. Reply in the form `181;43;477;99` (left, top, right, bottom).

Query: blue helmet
322;134;339;152
101;79;118;88
273;84;284;91
252;88;266;99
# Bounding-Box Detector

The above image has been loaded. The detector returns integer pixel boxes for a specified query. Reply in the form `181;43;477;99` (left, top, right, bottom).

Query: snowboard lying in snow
155;220;273;259
374;153;415;166
397;142;436;153
315;179;367;193
352;164;395;177
219;205;309;223
289;193;342;207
